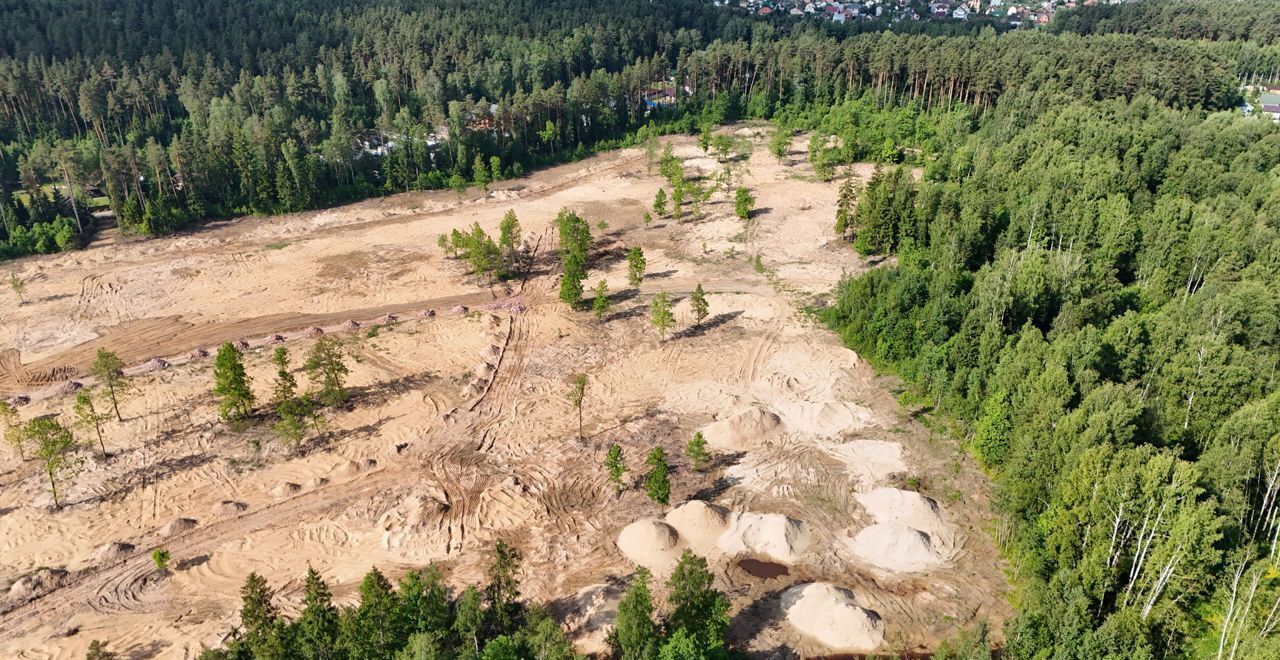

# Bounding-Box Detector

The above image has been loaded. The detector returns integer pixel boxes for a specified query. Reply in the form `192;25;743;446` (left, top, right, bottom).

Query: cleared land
0;127;1009;658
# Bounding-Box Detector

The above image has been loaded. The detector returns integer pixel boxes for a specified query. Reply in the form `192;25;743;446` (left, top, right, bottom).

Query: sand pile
56;380;83;395
92;541;135;563
617;519;686;574
700;407;781;451
779;401;880;438
305;476;330;489
665;500;729;551
825;439;908;485
418;309;436;318
7;395;29;407
140;357;170;372
474;362;496;379
189;348;209;360
379;488;450;551
211;500;247;516
341;320;361;331
560;582;625;656
304;327;324;338
718;512;810;564
782;583;884;652
451;305;469;314
271;482;302;498
158;517;198;537
332;460;363;477
7;568;70;602
846;488;956;572
378;313;398;324
266;334;286;344
234;339;251;350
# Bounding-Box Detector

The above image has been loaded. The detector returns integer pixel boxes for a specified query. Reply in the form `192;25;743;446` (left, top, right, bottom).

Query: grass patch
263;241;289;250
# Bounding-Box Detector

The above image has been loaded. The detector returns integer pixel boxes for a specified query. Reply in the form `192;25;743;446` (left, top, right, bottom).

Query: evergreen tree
627;247;647;288
305;337;349;406
498;210;521;274
605;444;626;493
657;629;703;660
26;416;78;509
73;388;110;457
650;292;674;341
397;566;451;639
834;177;856;240
91;349;129;422
666;551;729;651
652;189;668;218
238;572;281;653
213;342;254;421
0;400;23;460
272;347;297;404
644;447;670;506
733;187;754;220
453;586;484;656
151;548;171;572
566;374;587;440
486;540;523;635
556;210;591;307
689;285;709;326
294;566;340;660
685;432;709;471
592;279;610;321
340;567;405;659
611;567;659;660
85;640;117;660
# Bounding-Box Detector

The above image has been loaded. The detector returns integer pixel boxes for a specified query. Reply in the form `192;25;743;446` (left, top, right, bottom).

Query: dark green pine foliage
666;551;730;653
293;566;340;660
610;567;659;660
339;568;407;659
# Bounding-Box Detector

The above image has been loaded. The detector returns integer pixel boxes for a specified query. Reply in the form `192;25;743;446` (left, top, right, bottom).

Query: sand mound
7;395;29;407
234;339;251;350
341;320;361;331
856;488;951;538
718;512;810;564
825;439;908;486
364;458;378;468
473;362;496;378
377;313;397;324
271;482;302;498
140;357;170;372
212;500;247;516
378;487;450;552
56;380;83;395
304;327;324;338
305;476;330;489
782;583;884;652
450;305;469;314
418;309;436;318
7;568;70;602
617;519;686;574
665;500;730;552
159;517;198;537
846;524;944;572
700;407;781;451
266;334;286;344
189;348;209;360
779;401;879;437
92;541;135;563
332;460;363;477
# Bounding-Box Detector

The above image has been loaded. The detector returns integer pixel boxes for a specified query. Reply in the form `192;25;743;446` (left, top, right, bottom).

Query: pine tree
485;540;523;634
472;154;490;189
657;628;701;660
272;347;297;404
73;389;110;457
341;567;405;659
0;400;22;460
592;279;610;321
566;374;587;440
685;432;709;471
556;210;591;307
213;342;254;421
453;586;484;655
151;548;171;572
498;209;522;274
605;444;626;493
627;247;647;288
239;572;280;651
835;176;856;240
305;337;349;406
644;447;670;506
689;284;709;326
91;349;129;422
666;551;730;650
27;417;78;509
295;566;340;660
9;272;25;304
734;187;754;220
397;566;451;639
652;189;667;217
650;292;674;341
274;397;320;449
611;567;659;660
85;640;117;660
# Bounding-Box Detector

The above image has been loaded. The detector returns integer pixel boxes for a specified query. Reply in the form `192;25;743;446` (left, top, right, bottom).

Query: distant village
711;0;1108;28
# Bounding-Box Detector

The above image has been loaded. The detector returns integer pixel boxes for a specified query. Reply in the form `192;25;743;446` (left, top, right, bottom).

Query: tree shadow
95;453;216;503
671;310;744;339
748;207;773;218
646;269;678;280
125;639;172;660
176;554;210;571
605;304;649;323
690;475;743;501
607;288;639;304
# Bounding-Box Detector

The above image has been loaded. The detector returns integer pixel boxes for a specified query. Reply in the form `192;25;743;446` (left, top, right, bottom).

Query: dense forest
822;42;1280;660
2;0;1275;258
1053;0;1280;46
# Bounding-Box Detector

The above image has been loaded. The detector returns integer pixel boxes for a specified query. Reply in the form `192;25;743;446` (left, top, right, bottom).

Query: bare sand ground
0;126;1009;658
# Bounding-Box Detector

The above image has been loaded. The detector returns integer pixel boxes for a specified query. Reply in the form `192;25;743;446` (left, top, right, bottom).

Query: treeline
0;0;1255;258
1053;0;1280;46
172;542;733;660
822;87;1280;657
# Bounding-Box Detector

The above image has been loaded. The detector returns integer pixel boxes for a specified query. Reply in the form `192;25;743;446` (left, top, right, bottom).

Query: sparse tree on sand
734;187;755;220
271;347;297;404
650;291;674;341
685;431;709;471
690;284;709;327
592;279;610;321
627;247;647;288
498;209;522;274
611;566;658;659
91;349;129;422
26;416;79;509
1;400;23;460
566;373;587;439
653;189;668;217
644;447;670;506
85;639;118;660
152;548;171;573
305;337;349;406
9;272;25;304
485;539;523;632
274;397;322;450
73;388;110;457
213;342;254;421
605;443;626;493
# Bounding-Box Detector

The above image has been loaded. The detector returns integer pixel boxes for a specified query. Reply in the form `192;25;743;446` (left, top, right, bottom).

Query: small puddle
736;558;789;579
